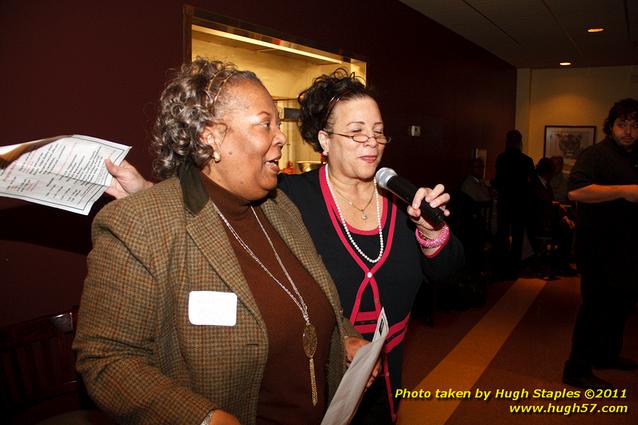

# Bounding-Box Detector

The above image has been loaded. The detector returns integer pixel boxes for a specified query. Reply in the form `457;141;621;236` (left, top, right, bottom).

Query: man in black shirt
563;98;638;389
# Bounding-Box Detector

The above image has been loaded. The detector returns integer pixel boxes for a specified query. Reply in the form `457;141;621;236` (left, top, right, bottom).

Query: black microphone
375;167;446;227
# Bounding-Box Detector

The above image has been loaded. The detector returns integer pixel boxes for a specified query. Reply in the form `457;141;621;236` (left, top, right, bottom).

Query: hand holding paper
104;159;152;199
344;336;381;389
321;309;388;425
0;135;131;214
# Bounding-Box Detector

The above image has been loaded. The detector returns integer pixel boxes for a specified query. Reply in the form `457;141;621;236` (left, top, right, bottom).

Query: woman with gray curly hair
73;58;373;425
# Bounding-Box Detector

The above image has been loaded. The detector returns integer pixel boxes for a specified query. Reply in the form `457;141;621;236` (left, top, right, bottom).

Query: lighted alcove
185;7;367;172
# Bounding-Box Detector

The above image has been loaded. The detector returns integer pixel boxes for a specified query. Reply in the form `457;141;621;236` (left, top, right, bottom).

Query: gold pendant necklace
332;185;375;220
303;323;318;405
212;202;319;406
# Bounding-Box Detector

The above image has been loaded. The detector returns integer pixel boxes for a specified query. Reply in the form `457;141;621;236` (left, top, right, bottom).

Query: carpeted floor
398;275;638;425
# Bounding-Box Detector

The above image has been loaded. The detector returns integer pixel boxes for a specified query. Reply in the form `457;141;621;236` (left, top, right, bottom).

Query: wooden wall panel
0;0;515;325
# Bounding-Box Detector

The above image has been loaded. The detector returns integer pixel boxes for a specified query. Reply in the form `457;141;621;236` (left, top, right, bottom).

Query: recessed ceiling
399;0;638;68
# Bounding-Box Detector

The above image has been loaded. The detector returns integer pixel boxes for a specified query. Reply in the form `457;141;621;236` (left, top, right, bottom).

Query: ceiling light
559;62;572;66
587;28;605;33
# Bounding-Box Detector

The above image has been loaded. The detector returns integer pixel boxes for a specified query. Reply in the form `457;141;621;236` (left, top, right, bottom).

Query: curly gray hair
151;57;262;179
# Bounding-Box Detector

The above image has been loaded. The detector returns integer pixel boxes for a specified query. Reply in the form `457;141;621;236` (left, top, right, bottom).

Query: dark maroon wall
0;0;515;326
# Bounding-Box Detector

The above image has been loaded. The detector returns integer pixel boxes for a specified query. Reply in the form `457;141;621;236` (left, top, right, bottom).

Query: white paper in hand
321;308;388;425
0;135;130;214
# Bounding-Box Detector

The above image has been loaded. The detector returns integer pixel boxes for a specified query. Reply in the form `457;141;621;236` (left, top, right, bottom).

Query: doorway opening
185;6;367;172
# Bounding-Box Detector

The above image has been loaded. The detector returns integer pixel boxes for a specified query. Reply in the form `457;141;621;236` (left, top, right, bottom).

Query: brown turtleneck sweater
200;173;335;425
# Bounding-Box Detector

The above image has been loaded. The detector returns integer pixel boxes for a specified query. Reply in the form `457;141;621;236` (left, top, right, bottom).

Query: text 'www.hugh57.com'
394;387;630;417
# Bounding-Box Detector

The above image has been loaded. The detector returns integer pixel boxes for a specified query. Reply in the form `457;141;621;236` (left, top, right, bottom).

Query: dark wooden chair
0;308;114;425
476;200;494;236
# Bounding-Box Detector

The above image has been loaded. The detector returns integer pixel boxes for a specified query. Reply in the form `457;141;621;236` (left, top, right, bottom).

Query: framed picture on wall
544;125;596;173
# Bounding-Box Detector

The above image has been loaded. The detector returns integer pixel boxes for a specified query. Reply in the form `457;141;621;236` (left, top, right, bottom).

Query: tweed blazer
74;164;358;425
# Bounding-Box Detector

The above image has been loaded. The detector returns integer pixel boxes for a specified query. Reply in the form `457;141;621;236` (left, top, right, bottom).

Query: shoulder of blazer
261;189;334;288
262;189;307;241
91;177;185;259
95;177;184;226
267;188;301;214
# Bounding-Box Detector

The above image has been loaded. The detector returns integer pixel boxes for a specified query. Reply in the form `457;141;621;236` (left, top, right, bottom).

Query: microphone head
375;167;397;189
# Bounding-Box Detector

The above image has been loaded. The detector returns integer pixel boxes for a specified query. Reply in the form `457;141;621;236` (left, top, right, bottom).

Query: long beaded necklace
325;164;385;263
212;202;319;406
332;185;375;220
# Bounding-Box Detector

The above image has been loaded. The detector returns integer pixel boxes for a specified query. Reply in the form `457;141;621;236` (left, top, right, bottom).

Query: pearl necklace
325;164;384;263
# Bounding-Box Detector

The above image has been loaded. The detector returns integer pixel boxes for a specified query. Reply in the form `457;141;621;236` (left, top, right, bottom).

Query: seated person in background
549;155;570;203
445;190;489;275
460;157;492;203
454;157;494;273
529;157;576;276
73;58;374;425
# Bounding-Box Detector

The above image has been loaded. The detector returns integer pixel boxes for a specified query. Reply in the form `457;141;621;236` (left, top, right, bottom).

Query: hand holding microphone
375;167;449;230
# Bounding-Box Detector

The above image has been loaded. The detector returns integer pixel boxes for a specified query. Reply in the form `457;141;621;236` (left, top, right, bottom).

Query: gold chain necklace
331;184;375;220
212;202;318;406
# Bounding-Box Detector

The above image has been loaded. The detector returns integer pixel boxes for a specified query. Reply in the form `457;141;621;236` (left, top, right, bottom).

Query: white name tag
188;291;237;326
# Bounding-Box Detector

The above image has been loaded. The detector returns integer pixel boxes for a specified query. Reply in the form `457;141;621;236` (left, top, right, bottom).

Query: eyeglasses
325;132;392;145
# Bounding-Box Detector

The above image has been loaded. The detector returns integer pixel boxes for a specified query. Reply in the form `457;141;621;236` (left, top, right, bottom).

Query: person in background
491;129;535;279
528;157;576;277
105;69;464;424
548;156;577;275
74;58;374;425
549;155;569;203
528;157;556;257
455;157;494;274
460;157;492;203
562;98;638;389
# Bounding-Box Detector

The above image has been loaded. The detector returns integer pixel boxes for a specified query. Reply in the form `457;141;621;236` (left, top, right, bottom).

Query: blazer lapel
185;204;264;325
179;163;264;325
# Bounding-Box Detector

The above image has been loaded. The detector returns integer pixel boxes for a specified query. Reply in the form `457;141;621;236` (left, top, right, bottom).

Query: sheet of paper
0;135;130;215
321;308;388;425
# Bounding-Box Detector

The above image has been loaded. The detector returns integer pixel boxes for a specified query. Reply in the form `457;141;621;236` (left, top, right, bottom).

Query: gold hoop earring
213;151;221;162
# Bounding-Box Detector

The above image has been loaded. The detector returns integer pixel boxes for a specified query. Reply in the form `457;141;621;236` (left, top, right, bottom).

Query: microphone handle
418;198;446;227
387;176;446;227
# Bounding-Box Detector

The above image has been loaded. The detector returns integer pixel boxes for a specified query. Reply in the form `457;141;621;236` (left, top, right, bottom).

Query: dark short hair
151;58;261;179
536;157;554;176
603;98;638;136
505;129;522;150
297;69;377;153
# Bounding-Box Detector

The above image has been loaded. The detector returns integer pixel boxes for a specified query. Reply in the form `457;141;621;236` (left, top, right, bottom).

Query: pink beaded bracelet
415;224;450;249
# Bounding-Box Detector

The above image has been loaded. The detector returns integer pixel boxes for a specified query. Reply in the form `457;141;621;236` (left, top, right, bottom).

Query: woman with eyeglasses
281;70;463;423
105;69;463;424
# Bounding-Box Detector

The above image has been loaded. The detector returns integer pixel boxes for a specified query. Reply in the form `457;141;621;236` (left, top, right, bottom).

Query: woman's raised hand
407;184;450;236
104;159;153;199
